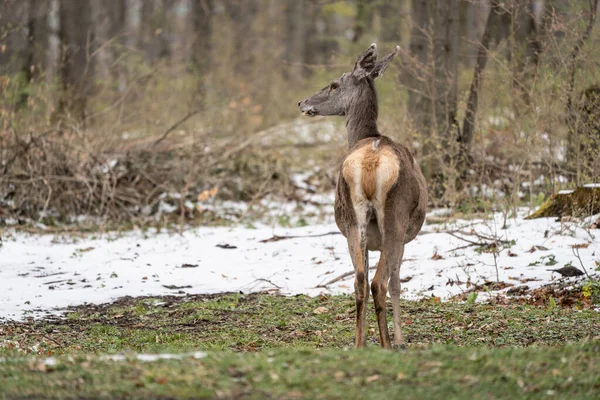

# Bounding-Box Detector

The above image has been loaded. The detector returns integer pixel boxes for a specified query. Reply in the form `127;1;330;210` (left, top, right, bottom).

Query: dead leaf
198;187;218;202
156;376;168;384
431;296;441;304
461;375;479;386
396;372;407;381
507;250;518;257
571;243;589;249
431;251;444;260
366;374;380;383
312;306;328;315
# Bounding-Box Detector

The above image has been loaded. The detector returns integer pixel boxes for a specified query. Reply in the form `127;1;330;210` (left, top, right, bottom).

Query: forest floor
1;293;599;399
1;189;600;398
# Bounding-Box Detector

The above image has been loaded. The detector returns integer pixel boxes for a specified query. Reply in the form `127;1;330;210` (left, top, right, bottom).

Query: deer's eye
329;82;339;91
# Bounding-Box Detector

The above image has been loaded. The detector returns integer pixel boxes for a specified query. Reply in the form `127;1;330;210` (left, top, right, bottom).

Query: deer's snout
298;100;316;116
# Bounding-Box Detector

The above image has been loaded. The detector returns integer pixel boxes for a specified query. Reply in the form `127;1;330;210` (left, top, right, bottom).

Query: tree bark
566;0;598;182
140;0;173;63
353;0;373;43
406;0;460;199
433;0;460;143
406;0;432;137
190;0;213;107
92;0;127;83
510;0;542;110
56;0;94;124
284;0;306;78
461;1;502;156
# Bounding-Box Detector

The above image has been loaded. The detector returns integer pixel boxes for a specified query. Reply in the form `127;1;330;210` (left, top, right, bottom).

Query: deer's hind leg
347;223;370;348
371;208;406;350
389;248;406;350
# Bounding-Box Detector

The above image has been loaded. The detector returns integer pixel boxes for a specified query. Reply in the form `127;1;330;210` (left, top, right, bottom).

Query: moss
526;186;600;219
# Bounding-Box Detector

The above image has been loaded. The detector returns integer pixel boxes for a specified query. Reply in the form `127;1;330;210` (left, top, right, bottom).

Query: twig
17;325;64;349
445;231;480;245
315;266;378;288
259;231;341;243
572;247;592;280
153;108;203;146
252;278;282;289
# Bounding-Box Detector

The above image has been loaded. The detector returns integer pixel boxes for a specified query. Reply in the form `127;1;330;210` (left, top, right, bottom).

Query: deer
298;44;428;350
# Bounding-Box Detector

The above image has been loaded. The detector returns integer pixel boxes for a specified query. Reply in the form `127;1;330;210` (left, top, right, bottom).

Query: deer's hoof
392;343;407;352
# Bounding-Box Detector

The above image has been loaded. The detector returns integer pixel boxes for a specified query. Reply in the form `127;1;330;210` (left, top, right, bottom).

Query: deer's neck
345;80;380;149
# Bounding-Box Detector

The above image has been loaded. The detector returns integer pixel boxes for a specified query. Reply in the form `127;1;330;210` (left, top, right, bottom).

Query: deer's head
298;43;399;117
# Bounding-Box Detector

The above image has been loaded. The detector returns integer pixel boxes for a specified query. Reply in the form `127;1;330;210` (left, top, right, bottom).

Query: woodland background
1;0;599;227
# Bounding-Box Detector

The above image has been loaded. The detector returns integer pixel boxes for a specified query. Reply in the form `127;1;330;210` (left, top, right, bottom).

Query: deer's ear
369;46;400;80
352;43;377;80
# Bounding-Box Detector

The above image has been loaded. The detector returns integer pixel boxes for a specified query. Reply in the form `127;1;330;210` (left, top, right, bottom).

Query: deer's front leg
347;227;369;348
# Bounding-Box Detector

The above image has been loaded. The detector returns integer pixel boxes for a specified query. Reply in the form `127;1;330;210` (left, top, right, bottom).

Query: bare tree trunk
92;0;127;86
510;0;542;111
353;0;373;43
190;0;213;107
226;0;259;75
140;0;173;63
16;0;48;109
406;0;431;138
433;0;460;143
56;0;94;124
461;1;503;167
0;1;27;74
284;0;306;79
566;0;598;183
460;0;487;66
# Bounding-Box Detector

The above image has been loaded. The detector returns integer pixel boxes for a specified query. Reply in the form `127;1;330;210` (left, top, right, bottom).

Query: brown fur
360;147;380;201
341;142;400;204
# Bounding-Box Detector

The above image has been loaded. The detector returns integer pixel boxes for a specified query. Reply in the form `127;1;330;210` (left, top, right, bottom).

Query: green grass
1;293;599;399
2;344;599;399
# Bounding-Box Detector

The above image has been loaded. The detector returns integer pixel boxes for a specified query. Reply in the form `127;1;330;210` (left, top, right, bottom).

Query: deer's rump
334;136;427;251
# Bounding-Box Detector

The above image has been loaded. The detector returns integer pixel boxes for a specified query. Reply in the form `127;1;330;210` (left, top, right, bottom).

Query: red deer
298;44;428;349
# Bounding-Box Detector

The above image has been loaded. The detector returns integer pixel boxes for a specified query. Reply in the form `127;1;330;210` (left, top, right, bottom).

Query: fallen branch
259;231;340;243
315;260;415;288
315;266;377;288
445;230;512;253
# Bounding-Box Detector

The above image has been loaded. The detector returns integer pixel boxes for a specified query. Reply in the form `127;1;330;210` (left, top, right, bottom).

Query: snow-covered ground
0;210;598;321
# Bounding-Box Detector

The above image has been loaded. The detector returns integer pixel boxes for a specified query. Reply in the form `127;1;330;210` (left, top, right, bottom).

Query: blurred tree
92;0;127;89
140;0;174;63
461;0;506;168
0;1;27;75
56;0;94;123
353;0;373;42
190;0;213;107
510;0;542;110
407;0;460;197
226;0;259;76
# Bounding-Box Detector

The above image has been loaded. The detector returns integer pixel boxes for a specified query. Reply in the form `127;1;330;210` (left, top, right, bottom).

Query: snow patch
0;210;598;321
